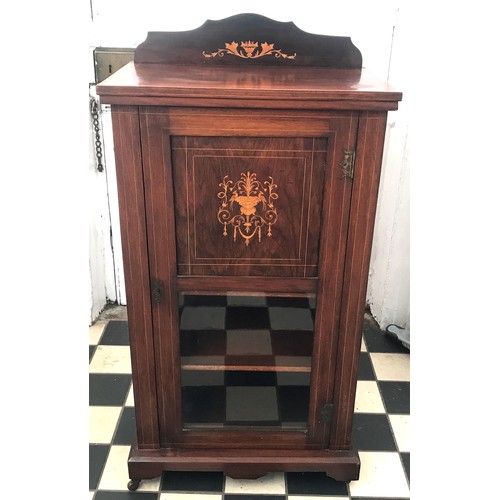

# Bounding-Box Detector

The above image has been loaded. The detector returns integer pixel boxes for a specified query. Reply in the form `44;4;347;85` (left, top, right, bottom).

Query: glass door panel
179;293;316;430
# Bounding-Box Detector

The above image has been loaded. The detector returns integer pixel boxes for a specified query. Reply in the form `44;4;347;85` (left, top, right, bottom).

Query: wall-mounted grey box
94;47;135;84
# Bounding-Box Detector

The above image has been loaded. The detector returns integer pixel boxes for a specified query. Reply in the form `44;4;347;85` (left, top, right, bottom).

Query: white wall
89;83;128;323
366;4;410;335
88;106;107;322
89;1;410;336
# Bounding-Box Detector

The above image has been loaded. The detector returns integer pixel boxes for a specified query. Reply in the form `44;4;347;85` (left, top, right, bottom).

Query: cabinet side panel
330;111;388;449
111;106;160;448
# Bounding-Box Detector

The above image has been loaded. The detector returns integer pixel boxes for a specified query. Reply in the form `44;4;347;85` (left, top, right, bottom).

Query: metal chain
90;96;104;172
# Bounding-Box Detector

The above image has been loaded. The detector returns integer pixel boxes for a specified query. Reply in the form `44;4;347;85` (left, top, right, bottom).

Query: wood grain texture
176;276;317;295
110;106;160;449
96;64;401;110
308;111;359;445
134;13;362;68
128;442;360;481
171;135;325;277
330;111;389;449
139;110;183;447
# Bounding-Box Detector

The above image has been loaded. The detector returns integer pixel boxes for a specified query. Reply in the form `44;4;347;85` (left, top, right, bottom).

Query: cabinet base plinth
128;444;360;483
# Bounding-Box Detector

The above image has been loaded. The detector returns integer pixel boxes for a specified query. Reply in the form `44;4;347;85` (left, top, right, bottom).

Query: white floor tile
224;472;286;494
354;381;385;413
98;445;131;490
89;345;132;374
160;494;222;500
349;451;410;498
138;477;162;492
389;414;410;452
89;321;107;345
89;406;121;444
125;383;135;407
360;337;367;352
99;445;160;491
370;352;410;381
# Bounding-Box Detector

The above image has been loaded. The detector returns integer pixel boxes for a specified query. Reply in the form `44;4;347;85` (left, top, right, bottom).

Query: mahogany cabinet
96;14;402;490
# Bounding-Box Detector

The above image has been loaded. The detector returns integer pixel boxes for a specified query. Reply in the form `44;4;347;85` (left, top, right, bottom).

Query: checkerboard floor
90;306;410;500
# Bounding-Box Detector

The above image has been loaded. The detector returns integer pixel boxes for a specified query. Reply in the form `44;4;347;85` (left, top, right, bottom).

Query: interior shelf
181;357;312;372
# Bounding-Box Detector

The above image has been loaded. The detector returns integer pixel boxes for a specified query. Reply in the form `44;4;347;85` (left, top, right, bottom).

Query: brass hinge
340;149;356;179
319;403;334;424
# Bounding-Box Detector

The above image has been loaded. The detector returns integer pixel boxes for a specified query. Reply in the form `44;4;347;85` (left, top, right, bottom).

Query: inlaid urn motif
203;41;296;60
217;171;278;246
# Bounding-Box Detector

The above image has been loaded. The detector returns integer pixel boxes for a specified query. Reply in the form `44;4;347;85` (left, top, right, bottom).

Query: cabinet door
139;107;358;449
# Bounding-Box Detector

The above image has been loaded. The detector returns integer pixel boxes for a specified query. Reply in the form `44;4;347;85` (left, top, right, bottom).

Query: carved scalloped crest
134;13;362;68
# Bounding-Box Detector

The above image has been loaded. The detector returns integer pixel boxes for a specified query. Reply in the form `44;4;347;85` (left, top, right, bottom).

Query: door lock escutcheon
319;403;334;424
151;279;165;304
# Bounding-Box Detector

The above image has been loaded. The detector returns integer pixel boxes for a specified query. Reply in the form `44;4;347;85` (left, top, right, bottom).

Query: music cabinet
96;13;402;490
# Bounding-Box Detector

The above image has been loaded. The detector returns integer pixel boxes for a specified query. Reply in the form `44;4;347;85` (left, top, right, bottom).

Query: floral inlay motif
217;171;278;246
203;41;296;60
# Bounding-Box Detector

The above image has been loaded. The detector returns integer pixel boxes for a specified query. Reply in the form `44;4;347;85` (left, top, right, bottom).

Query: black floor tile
89;374;132;406
180;329;227;356
90;345;96;362
266;296;311;308
351;413;397;451
113;407;136;445
268;307;314;331
363;320;409;354
401;452;410;482
160;471;224;491
182;386;226;424
100;320;130;345
379;381;410;414
225;370;277;386
226;306;271;329
357;351;376;380
277;385;310;422
93;492;158;499
286;471;349;495
184;294;228;307
89;444;109;490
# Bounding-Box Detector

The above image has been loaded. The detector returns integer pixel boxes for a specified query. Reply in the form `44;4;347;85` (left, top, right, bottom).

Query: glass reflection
179;293;315;430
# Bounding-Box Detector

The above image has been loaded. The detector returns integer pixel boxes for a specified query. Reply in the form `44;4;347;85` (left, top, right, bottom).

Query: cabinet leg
127;479;141;491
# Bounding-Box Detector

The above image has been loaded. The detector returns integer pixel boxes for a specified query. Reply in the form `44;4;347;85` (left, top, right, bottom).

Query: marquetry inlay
217;171;278;246
203;41;296;60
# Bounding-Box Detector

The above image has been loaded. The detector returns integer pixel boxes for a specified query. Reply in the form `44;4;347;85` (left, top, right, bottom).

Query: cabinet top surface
96;62;402;108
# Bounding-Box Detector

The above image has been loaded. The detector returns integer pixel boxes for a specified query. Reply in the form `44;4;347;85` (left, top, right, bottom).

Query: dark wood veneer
96;13;401;488
134;13;362;68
